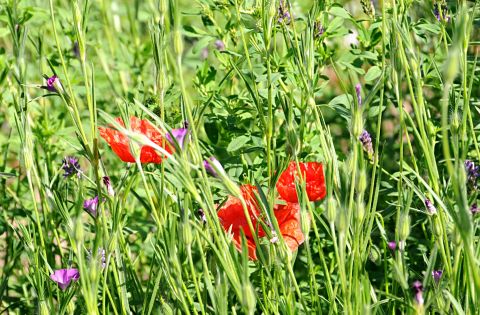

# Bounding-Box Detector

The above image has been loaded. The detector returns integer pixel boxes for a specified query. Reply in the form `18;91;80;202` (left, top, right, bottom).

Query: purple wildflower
103;176;115;197
471;204;479;215
214;40;225;51
88;248;106;269
62;157;81;178
359;130;374;157
197;209;207;224
314;21;324;39
432;270;443;283
166;128;188;150
278;0;291;24
465;160;479;187
412;280;424;306
203;157;224;177
83;196;99;217
434;2;449;22
387;241;396;251
355;84;362;107
50;268;80;290
424;198;437;215
46;75;59;92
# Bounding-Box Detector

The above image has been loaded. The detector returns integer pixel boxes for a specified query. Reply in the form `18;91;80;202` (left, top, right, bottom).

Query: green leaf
227;135;250;152
365;66;382;82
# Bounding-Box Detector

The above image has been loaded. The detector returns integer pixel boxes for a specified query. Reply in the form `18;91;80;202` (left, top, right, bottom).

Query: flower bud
326;196;337;223
398;213;410;241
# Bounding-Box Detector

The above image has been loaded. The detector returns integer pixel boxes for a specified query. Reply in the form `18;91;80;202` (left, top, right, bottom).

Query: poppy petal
217;185;265;260
276;161;326;202
274;203;306;252
99;117;173;164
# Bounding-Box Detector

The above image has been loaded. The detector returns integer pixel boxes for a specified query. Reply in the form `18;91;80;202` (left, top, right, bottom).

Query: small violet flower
103;176;115;197
203;157;224;177
434;2;450;22
62;157;81;178
432;270;443;283
359;130;374;158
43;75;63;93
214;39;225;51
277;0;291;24
387;241;396;251
465;159;479;188
83;196;99;217
412;280;424;306
471;204;479;215
166;128;188;150
88;248;106;269
355;84;362;107
314;20;324;39
50;268;80;290
424;198;437;215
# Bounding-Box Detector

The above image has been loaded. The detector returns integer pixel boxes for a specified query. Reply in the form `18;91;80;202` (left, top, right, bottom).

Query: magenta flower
424;198;437;215
103;176;115;197
83;196;99;217
432;270;443;283
387;241;396;251
166;128;188;150
50;268;80;290
203;157;224;177
412;281;424;306
471;204;479;215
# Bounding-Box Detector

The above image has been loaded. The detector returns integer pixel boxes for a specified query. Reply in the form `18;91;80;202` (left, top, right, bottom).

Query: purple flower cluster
433;2;449;22
278;0;291;24
359;130;374;157
465;160;479;188
62;157;81;178
88;248;107;269
314;21;324;39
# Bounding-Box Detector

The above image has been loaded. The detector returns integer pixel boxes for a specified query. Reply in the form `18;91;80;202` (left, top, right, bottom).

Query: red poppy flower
273;203;306;252
276;161;326;203
218;185;307;260
99;117;173;163
217;185;265;259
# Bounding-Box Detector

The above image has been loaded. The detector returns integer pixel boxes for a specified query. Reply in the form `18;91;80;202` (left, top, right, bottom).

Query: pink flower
50;268;80;290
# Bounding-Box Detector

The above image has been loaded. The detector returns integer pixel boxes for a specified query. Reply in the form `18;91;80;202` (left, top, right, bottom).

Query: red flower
99;117;173;163
276;161;326;202
217;185;265;260
273;202;306;252
217;184;307;260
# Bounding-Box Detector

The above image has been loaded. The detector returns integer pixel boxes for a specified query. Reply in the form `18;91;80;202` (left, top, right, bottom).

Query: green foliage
0;0;479;314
